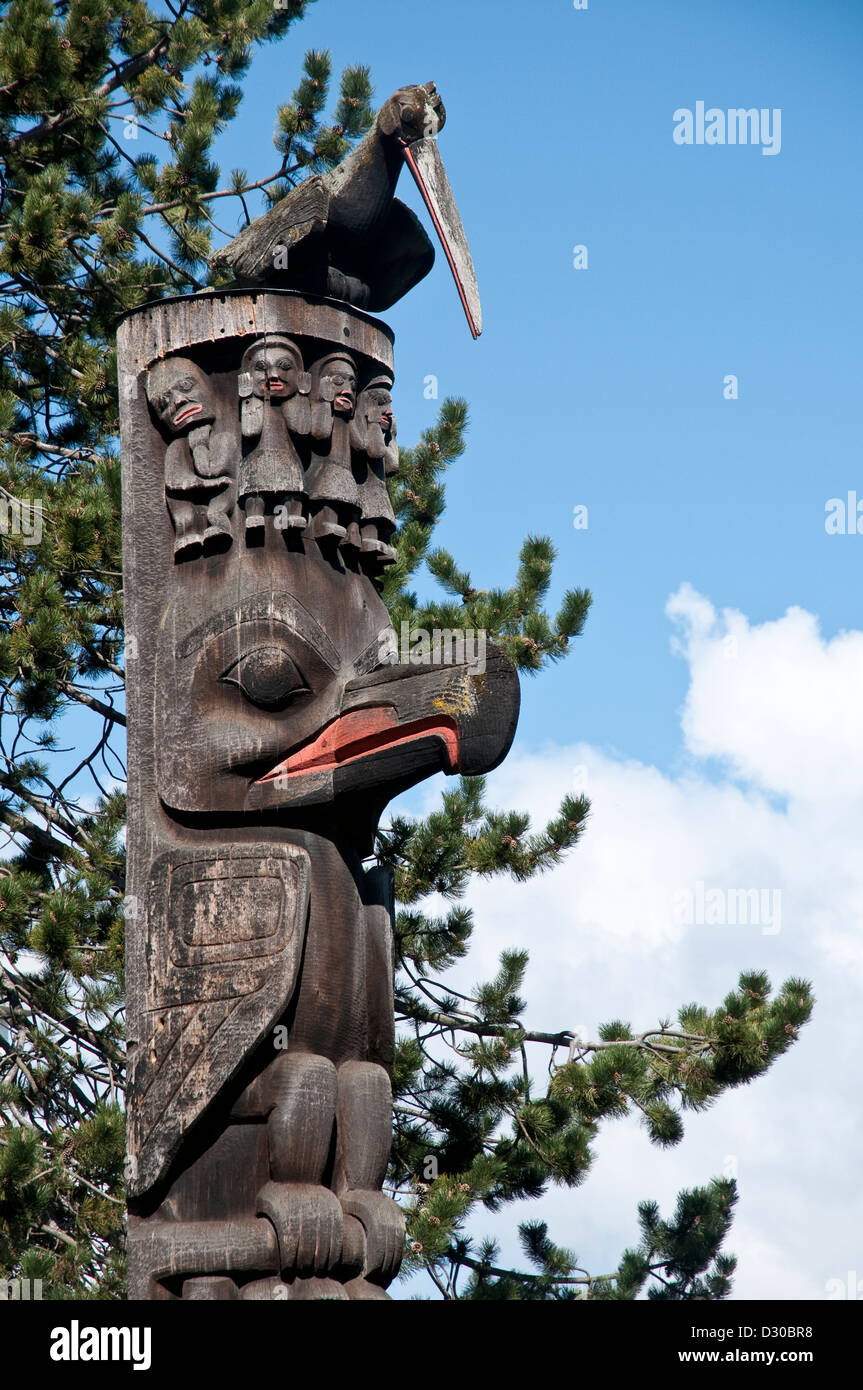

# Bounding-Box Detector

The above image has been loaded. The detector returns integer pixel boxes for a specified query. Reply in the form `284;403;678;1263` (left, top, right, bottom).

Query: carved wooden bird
211;82;481;336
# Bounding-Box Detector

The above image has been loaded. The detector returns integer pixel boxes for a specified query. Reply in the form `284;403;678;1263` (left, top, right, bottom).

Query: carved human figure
238;335;311;533
351;372;398;473
351;373;399;566
146;358;233;556
306;351;361;547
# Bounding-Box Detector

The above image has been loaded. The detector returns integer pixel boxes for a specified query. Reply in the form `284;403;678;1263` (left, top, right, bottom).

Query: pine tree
0;2;813;1298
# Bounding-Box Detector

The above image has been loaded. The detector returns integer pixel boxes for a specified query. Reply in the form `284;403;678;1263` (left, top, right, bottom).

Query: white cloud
667;582;863;804
396;587;863;1300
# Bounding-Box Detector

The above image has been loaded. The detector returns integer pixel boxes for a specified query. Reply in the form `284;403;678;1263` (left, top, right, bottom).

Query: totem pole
120;82;518;1300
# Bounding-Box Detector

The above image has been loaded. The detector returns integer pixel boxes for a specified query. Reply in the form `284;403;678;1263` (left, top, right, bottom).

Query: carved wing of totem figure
120;85;514;1301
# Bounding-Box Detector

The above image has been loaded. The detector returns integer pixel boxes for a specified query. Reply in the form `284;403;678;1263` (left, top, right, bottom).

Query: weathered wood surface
121;286;517;1300
209;84;445;311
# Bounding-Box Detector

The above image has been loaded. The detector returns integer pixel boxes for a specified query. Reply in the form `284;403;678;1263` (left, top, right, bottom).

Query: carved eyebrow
353;631;397;677
176;592;340;671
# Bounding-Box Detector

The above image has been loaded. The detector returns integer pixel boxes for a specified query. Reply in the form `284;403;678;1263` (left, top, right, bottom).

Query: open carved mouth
173;403;202;426
254;706;459;784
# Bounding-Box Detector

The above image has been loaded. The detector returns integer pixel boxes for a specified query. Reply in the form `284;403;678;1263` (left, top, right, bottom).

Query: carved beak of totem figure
247;642;518;812
396;82;483;340
157;594;519;821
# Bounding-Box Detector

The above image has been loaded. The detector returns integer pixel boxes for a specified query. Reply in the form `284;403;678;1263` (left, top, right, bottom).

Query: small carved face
246;341;302;400
362;379;394;434
147;359;215;434
319;355;357;416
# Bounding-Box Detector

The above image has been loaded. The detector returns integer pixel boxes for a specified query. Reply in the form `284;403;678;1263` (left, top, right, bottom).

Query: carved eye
401;106;417;126
220;647;310;710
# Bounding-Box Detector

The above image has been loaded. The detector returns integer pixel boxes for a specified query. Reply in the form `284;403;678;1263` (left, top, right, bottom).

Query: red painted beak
255;706;459;785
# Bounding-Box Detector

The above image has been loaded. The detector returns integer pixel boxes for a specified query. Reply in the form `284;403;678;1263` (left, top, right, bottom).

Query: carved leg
127;1214;278;1301
183;1276;239;1300
274;493;308;530
242;493;266;532
359;523;385;556
166;493;204;556
359;525;397;574
326;267;371;305
203;483;233;545
335;1060;404;1298
243;1052;345;1293
308;502;346;541
341;511;362;556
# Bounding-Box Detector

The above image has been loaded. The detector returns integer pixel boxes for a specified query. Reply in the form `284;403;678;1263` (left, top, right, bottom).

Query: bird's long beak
399;136;482;339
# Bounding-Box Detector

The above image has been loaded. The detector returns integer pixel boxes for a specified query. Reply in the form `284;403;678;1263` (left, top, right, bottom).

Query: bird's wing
211;176;330;282
355;199;435;312
127;842;311;1196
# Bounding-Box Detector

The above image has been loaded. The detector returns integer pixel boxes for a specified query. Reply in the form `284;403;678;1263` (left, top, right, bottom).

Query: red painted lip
173;403;202;426
254;706;460;783
266;379;284;392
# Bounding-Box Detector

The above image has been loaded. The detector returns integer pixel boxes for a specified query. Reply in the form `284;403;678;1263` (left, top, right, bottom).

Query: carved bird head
156;565;519;833
378;81;446;144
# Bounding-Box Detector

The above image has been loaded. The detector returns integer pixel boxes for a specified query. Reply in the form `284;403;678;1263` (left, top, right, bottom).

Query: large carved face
315;353;357;417
146;358;215;434
242;336;303;400
155;560;518;820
